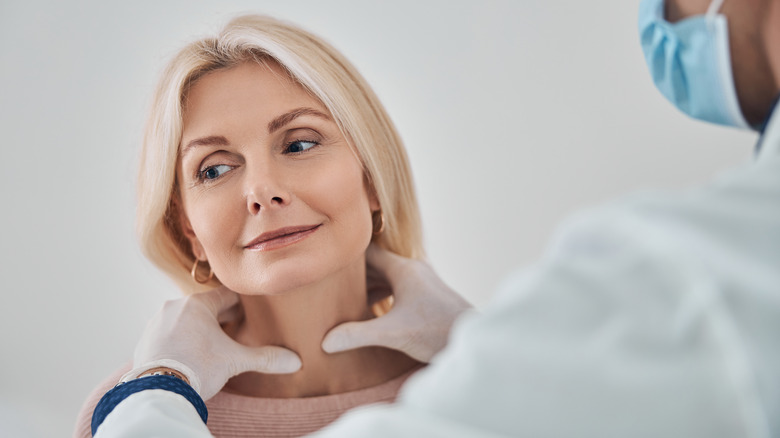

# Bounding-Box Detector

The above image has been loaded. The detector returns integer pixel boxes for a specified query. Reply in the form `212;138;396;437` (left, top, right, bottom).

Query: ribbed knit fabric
74;365;420;438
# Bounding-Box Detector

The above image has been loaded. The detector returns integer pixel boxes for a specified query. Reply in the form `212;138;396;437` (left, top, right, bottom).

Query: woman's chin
224;276;319;297
215;255;362;297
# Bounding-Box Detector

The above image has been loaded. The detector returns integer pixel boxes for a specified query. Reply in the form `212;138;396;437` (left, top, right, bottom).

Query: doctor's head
136;15;423;294
639;0;780;128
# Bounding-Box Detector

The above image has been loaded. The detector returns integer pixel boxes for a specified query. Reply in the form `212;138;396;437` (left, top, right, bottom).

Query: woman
75;14;426;437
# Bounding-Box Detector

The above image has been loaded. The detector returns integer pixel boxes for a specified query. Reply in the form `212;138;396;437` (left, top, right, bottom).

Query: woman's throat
220;270;420;398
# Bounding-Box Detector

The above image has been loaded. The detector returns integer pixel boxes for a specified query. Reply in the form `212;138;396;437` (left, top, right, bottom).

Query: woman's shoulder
72;365;131;438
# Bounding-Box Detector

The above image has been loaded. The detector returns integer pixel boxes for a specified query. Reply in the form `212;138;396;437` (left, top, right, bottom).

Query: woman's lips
244;224;321;251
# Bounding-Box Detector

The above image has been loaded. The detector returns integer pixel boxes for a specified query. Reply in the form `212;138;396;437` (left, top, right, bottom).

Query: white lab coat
95;109;780;438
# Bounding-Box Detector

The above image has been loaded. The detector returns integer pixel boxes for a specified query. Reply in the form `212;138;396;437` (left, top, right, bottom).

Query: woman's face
177;61;378;295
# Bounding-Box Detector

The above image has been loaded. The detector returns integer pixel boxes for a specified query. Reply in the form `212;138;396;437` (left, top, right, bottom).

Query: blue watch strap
91;375;208;435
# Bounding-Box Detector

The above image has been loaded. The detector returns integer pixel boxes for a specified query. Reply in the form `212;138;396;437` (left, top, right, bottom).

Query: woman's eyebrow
268;107;331;133
181;135;229;157
181;108;329;157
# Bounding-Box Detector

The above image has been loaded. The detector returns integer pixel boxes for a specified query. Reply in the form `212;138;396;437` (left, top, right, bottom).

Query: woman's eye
285;140;318;154
199;164;233;181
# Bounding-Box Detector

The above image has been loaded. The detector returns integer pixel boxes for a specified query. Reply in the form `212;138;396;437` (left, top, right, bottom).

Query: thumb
322;317;400;354
230;345;302;375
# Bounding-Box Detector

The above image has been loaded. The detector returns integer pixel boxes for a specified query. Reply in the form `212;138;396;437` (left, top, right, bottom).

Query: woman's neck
222;259;419;398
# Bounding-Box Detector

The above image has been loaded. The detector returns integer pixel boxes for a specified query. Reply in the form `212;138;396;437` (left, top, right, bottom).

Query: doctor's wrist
92;375;208;436
120;359;202;395
136;366;191;384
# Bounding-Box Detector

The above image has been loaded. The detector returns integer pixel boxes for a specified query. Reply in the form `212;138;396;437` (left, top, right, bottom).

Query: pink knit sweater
74;365;420;438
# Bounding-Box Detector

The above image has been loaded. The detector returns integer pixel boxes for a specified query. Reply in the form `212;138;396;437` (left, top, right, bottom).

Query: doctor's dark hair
136;14;423;293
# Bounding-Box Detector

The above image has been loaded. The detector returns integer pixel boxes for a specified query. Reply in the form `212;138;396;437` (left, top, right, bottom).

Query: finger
322;318;397;354
195;286;240;317
233;345;302;375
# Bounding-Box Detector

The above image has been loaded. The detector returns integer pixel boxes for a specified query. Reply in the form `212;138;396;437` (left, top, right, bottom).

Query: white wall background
0;0;757;436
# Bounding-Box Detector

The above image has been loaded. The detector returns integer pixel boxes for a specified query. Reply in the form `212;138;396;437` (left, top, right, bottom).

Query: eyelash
196;164;234;183
284;139;319;154
194;139;320;183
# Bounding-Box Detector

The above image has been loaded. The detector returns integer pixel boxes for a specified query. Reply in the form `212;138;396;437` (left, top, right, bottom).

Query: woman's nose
245;169;290;215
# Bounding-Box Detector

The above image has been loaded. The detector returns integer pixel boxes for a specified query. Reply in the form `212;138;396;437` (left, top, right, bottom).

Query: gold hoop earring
191;259;214;284
374;211;385;235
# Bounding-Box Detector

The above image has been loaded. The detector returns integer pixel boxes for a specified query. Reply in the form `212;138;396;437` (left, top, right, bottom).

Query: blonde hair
137;15;423;293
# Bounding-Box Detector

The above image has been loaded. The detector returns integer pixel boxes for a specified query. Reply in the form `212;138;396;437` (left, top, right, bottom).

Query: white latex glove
121;287;301;400
322;245;473;363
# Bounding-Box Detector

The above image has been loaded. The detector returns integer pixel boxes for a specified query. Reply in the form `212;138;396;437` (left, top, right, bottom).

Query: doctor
91;0;780;436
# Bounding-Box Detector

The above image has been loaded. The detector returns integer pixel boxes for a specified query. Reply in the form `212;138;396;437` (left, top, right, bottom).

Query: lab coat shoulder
323;158;780;438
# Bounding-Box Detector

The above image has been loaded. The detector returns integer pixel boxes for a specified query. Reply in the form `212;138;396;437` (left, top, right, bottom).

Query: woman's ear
368;187;381;212
363;172;381;212
182;217;207;261
175;199;207;261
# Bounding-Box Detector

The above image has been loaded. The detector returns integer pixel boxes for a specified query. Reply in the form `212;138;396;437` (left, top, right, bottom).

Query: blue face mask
639;0;749;129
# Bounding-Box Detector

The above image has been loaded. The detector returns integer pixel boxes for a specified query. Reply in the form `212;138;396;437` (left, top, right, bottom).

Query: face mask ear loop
706;0;726;17
704;0;750;129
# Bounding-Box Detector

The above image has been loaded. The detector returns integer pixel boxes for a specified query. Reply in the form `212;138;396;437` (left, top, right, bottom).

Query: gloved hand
322;245;473;363
121;287;301;400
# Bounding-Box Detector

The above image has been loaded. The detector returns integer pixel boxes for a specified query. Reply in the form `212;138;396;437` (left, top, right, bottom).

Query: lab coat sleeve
93;390;213;438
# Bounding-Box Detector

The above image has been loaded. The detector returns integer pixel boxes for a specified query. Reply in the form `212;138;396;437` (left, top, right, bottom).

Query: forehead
181;61;327;135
